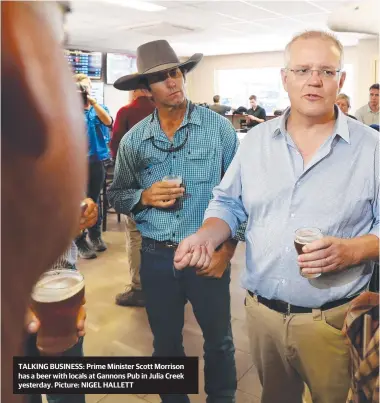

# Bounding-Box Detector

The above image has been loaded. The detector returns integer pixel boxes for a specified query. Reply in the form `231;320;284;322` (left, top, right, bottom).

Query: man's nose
307;71;323;86
166;78;176;88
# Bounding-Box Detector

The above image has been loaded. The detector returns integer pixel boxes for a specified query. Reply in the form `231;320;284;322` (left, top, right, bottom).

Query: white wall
186;39;379;111
356;38;380;108
103;84;133;118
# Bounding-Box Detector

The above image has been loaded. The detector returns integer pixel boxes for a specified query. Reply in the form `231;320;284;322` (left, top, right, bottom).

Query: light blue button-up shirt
204;107;379;307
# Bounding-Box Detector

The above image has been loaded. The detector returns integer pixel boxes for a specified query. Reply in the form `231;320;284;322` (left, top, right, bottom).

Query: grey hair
284;30;344;68
336;93;351;107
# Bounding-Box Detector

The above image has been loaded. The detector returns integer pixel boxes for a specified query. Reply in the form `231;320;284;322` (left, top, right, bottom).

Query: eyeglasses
148;68;183;85
150;126;189;153
286;68;342;80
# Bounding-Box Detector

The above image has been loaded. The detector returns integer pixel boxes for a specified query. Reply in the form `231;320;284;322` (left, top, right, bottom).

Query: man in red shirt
111;87;155;307
110;87;154;158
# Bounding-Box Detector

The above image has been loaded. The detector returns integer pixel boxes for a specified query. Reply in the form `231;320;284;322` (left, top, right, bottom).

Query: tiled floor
68;215;261;402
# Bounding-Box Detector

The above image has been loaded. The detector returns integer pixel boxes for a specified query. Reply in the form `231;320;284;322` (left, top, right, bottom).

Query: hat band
143;62;180;74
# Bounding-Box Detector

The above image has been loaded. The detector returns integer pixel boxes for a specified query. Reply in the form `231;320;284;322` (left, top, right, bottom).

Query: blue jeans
25;334;85;403
140;238;237;403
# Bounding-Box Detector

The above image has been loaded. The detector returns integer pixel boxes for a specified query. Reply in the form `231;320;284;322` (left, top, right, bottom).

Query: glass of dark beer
31;269;85;355
294;227;323;279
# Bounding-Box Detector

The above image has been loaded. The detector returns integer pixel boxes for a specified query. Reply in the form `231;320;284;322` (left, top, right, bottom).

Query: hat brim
113;53;203;91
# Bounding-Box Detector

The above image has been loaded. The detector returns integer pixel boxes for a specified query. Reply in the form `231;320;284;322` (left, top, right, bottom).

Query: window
215;64;355;114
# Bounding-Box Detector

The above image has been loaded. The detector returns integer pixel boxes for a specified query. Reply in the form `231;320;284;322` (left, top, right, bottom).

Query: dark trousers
77;159;105;241
140;238;237;403
25;334;85;403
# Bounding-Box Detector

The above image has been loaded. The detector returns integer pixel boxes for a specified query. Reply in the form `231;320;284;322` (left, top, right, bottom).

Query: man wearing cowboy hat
108;40;242;403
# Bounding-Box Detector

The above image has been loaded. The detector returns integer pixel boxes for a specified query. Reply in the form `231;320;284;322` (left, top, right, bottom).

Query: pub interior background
43;0;379;402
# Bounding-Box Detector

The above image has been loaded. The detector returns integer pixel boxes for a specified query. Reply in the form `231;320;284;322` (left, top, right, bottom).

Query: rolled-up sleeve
204;148;248;237
107;136;143;215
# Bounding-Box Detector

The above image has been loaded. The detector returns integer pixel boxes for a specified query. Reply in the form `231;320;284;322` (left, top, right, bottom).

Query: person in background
110;86;155;158
2;2;88;402
74;74;113;259
175;30;379;403
355;83;379;125
336;93;357;119
109;39;241;403
209;95;232;116
25;198;97;403
246;94;266;128
111;86;155;307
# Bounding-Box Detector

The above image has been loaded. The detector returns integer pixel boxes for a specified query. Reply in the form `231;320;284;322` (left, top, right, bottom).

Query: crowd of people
2;2;379;403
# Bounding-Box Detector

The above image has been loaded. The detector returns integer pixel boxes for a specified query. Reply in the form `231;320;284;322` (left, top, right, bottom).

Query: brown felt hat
114;40;203;91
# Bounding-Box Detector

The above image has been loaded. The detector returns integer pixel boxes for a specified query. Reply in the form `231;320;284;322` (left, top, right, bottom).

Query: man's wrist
140;190;149;207
344;235;379;266
222;239;238;258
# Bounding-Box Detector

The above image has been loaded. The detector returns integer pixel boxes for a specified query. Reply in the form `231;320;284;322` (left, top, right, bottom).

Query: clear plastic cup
294;227;323;279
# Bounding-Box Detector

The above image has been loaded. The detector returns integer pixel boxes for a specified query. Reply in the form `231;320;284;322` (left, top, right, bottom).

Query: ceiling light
101;0;166;12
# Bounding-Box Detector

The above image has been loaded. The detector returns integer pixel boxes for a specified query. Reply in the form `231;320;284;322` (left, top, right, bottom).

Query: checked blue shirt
108;100;245;243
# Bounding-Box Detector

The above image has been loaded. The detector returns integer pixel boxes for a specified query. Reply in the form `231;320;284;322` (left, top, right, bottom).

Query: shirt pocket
139;155;169;188
183;148;215;183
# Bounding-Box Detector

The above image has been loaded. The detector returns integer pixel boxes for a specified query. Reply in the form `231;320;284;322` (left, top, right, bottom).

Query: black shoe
89;236;107;252
76;238;97;259
115;289;145;307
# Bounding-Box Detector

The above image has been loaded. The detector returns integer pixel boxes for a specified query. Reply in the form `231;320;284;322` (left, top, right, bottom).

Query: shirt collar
367;104;379;114
142;99;201;140
273;105;350;144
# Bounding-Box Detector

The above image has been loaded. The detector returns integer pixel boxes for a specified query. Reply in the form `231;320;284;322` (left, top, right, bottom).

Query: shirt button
172;232;175;237
176;215;180;218
173;155;176;159
285;247;290;252
290;213;295;218
281;279;286;284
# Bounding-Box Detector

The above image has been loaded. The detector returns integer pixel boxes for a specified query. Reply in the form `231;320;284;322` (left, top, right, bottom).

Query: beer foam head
295;227;323;244
31;270;84;303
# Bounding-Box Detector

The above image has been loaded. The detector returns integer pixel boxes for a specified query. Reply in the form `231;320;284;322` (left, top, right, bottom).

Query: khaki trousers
245;292;351;403
123;215;142;291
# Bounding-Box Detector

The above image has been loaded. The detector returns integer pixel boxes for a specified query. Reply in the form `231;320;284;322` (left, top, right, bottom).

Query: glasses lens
148;69;179;84
168;69;180;79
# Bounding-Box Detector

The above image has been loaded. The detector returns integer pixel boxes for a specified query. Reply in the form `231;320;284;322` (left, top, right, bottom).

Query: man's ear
338;71;346;91
280;68;289;93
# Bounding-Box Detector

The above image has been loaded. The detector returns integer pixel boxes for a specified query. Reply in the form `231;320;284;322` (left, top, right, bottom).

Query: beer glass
163;175;183;209
31;269;85;355
294;227;323;279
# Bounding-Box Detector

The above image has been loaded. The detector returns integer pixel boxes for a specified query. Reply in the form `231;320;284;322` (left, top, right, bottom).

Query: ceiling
66;0;372;56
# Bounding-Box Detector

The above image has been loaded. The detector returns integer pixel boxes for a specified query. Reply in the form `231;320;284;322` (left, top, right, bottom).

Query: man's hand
174;233;215;271
196;240;237;278
25;301;86;337
141;181;185;209
298;236;357;275
247;115;259;122
79;198;98;231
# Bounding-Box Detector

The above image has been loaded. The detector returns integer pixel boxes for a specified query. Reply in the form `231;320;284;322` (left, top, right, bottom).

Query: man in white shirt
355;83;379;125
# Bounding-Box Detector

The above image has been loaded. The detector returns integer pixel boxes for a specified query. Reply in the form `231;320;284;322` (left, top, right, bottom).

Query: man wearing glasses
109;40;241;403
175;31;379;403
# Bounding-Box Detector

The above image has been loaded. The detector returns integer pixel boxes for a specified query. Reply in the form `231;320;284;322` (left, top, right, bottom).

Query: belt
142;238;179;249
156;240;178;249
247;291;356;315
